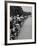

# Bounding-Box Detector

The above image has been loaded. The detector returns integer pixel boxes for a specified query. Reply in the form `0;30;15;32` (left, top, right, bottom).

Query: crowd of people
10;6;31;40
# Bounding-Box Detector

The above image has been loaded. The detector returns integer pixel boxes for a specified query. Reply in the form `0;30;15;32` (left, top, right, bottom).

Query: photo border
5;1;36;45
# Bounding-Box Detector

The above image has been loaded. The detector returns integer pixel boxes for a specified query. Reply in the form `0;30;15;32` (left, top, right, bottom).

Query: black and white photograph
5;1;36;45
